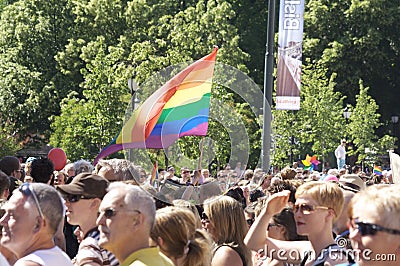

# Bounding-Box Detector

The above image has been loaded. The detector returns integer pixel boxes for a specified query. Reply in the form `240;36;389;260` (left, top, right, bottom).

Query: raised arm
244;190;290;251
244;190;310;264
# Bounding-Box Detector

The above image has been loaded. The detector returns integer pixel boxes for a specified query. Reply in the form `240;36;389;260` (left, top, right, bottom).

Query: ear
33;216;43;233
327;209;336;221
132;213;143;227
157;236;164;246
90;198;101;210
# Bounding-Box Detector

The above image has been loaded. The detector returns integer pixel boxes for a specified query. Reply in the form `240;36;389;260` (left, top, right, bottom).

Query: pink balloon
48;148;67;171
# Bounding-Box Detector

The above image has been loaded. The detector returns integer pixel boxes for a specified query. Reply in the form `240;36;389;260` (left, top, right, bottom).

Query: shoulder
14;262;41;266
213;245;243;266
324;249;351;265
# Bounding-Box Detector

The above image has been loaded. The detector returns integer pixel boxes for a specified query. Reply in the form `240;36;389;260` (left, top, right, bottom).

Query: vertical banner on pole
276;0;304;110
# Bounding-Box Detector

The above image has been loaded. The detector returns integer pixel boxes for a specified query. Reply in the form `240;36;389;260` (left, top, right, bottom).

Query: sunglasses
98;207;141;219
293;203;329;214
349;218;400;236
267;223;278;230
182;171;190;174
247;218;255;226
19;183;44;219
63;194;94;203
201;212;210;221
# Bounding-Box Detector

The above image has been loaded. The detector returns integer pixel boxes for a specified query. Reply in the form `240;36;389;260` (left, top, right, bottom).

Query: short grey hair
107;182;155;230
31;183;64;234
73;159;94;175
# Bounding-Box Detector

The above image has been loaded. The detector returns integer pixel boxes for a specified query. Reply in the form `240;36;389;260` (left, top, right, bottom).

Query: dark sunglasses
246;218;255;226
349;218;400;236
182;171;190;174
63;194;94;203
98;208;141;219
267;223;278;230
19;183;44;218
293;203;329;214
201;212;209;221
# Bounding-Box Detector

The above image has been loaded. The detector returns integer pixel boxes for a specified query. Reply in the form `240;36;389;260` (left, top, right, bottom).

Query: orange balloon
48;148;67;171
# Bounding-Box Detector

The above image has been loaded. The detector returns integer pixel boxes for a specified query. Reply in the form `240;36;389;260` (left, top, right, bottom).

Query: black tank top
215;244;247;266
299;243;354;266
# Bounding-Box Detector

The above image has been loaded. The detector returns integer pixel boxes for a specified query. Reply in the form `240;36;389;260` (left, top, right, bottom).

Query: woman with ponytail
150;206;212;266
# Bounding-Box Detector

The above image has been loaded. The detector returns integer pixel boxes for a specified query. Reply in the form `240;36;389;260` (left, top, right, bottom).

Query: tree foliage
347;81;381;162
0;0;397;168
0;0;74;137
51;0;250;164
272;64;345;168
304;0;400;120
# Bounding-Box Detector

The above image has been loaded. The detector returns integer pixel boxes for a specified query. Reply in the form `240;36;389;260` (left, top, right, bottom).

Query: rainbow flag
94;47;218;164
150;161;158;186
373;165;382;175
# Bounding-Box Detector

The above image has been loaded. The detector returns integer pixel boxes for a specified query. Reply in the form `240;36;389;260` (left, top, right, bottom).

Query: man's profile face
97;190;138;253
0;191;38;255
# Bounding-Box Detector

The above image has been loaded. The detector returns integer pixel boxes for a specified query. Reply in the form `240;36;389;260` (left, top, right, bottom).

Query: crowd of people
0;154;398;266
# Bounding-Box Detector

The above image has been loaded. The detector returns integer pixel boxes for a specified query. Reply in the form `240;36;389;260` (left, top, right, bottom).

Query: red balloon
48;148;67;171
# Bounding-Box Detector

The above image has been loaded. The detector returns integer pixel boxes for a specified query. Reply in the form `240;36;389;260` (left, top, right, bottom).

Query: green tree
304;0;400;122
51;0;251;165
347;81;381;163
0;0;74;137
0;124;21;158
272;64;345;168
50;37;130;161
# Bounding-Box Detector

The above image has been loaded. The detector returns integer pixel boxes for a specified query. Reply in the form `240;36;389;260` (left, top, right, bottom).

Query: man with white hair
96;182;173;265
0;183;72;265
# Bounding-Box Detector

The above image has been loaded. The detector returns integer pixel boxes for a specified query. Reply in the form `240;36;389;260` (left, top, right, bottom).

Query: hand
265;190;290;215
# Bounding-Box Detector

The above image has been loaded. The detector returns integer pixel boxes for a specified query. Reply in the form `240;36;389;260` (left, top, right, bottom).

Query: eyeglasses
98;207;141;219
293;203;329;214
63;194;94;203
267;223;278;230
182;171;190;174
246;218;255;226
201;212;210;221
19;183;44;219
349;218;400;236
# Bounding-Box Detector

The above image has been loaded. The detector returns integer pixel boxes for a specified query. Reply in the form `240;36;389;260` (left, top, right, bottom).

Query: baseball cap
339;174;366;193
56;173;109;199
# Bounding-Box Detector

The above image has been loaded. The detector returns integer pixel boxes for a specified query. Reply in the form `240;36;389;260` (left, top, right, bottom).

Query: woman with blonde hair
202;195;252;266
245;181;350;265
150;206;212;266
172;199;202;228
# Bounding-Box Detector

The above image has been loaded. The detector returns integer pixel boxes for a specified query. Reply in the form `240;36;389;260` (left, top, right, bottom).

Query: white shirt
16;246;72;266
0;252;10;266
335;144;346;160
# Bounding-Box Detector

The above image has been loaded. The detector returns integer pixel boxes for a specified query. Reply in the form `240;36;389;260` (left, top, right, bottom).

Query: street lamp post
343;106;351;166
261;0;276;172
343;106;351;124
128;78;140;162
392;115;399;153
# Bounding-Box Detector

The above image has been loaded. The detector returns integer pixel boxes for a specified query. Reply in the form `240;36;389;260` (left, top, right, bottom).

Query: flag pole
198;136;205;170
261;0;276;172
